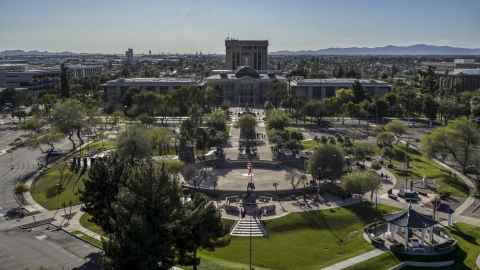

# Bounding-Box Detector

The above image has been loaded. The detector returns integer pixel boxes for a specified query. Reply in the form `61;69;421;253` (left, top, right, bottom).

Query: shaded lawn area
387;144;469;198
31;167;89;210
344;222;478;270
196;203;402;270
79;213;106;236
72;230;103;248
301;140;320;150
73;140;116;156
301;141;380;157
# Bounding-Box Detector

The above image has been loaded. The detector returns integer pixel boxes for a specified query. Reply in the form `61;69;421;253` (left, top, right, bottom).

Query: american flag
246;162;252;175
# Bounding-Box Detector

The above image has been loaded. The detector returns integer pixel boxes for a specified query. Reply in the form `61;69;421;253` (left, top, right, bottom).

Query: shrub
391;242;404;248
182;188;190;196
439;191;452;197
440;193;448;200
387;164;394;168
359;164;365;169
371;161;382;170
374;237;384;242
365;156;372;161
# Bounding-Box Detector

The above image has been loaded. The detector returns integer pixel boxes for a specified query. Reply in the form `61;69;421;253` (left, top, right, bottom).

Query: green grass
72;230;103;248
153;147;177;156
387;144;469;198
301;140;320;150
79;213;105;236
353;143;382;156
345;222;480;270
196;203;402;270
74;140;116;156
30;167;89;210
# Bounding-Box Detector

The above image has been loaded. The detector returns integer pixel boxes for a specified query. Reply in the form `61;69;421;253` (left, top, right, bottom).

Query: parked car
49;150;63;155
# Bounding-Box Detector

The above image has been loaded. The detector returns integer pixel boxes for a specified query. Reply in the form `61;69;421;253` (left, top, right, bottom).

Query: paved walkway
322;247;388;270
225;124;240;160
4;138;480;269
256;123;272;161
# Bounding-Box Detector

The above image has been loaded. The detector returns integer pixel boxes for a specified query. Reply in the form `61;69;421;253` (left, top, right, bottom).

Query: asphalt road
0;127;72;222
0;225;102;269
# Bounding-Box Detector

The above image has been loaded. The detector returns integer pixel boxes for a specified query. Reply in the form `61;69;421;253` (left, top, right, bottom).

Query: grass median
72;230;103;248
30;167;89;210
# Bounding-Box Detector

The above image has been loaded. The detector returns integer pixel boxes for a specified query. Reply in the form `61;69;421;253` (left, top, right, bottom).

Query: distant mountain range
2;44;480;56
0;50;104;56
271;44;480;55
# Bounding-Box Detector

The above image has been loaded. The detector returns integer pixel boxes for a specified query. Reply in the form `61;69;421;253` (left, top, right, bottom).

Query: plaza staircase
230;218;268;237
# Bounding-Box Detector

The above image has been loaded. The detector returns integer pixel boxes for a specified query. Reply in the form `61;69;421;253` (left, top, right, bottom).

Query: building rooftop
384;204;438;228
295;78;389;85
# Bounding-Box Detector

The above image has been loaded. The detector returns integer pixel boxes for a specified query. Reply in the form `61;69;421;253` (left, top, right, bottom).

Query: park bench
388;194;397;200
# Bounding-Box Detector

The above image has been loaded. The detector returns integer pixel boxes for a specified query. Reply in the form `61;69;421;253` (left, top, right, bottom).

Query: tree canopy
308;144;345;180
420;119;480;172
341;170;382;202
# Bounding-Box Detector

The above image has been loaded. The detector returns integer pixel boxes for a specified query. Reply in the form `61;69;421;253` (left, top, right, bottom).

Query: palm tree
272;182;279;196
54;77;60;94
30;78;39;97
43;76;51;92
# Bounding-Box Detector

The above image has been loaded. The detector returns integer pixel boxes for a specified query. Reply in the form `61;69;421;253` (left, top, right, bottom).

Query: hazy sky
1;0;479;54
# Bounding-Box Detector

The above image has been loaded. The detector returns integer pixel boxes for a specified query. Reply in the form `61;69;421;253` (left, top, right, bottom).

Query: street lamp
56;183;60;209
404;156;409;192
366;106;370;136
318;166;321;185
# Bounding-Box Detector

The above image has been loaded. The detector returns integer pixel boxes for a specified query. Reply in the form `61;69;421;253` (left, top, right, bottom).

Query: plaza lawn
387;144;469;198
73;140;116;156
30;167;89;210
195;203;402;270
79;213;105;236
301;140;319;150
345;222;479;270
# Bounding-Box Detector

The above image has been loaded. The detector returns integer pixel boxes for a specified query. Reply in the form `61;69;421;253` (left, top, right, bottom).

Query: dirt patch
343;230;359;241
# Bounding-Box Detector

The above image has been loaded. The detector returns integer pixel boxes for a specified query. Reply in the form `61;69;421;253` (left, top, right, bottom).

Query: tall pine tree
79;154;127;234
100;163;185;270
60;63;70;98
177;192;231;270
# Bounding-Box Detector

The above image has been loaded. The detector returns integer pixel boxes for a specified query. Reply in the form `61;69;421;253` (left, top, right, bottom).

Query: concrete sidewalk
5;138;480;270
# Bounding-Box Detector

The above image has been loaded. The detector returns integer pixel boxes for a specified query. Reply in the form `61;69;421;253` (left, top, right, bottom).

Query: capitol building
104;39;392;105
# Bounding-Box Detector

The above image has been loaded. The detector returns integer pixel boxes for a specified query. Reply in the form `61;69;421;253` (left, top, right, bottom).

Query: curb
63;229;104;250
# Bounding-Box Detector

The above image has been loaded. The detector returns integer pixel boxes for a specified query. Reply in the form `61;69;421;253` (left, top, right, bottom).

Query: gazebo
384;204;439;248
435;203;455;226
